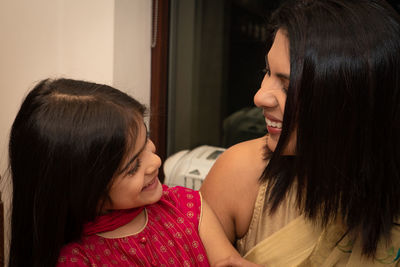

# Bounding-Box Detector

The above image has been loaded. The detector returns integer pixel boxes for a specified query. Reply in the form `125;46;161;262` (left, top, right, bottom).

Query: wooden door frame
150;0;169;181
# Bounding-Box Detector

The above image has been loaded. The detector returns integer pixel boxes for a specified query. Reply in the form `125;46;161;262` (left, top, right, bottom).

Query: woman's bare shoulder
212;137;266;179
226;137;266;161
200;137;267;240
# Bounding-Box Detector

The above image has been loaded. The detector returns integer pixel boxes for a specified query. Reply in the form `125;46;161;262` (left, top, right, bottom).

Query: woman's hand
212;255;264;267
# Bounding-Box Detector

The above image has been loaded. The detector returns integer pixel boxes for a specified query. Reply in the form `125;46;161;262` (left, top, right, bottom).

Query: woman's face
254;29;295;154
103;120;163;211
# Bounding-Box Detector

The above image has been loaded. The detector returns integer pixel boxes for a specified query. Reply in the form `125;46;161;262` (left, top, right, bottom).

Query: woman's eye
127;159;141;175
262;67;271;76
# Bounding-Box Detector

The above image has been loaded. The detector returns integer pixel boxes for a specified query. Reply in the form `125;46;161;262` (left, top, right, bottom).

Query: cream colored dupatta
238;181;400;266
243;215;400;267
243;216;320;266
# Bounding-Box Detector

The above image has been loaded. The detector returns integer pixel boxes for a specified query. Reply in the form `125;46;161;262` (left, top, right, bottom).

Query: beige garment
236;181;400;266
299;221;400;267
236;181;300;256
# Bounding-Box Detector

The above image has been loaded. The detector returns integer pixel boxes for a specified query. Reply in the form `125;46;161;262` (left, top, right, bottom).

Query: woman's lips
265;118;282;128
264;116;282;135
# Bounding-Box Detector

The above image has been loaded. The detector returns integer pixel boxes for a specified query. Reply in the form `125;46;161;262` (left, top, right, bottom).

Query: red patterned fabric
83;207;144;236
57;185;210;266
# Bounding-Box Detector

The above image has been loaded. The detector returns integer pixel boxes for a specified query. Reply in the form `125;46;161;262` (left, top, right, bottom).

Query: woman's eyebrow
265;56;290;81
277;73;290;81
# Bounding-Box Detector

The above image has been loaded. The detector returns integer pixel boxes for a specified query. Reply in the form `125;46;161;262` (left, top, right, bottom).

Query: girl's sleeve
57;246;90;267
163;185;202;228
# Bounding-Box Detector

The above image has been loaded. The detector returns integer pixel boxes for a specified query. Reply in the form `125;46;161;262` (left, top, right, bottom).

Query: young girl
8;79;258;267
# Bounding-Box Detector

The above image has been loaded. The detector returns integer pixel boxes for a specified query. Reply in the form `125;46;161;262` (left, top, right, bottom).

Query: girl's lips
142;177;158;191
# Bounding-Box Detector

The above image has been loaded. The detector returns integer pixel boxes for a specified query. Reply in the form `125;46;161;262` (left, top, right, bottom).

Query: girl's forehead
127;114;146;142
118;121;148;172
127;122;148;155
135;122;148;150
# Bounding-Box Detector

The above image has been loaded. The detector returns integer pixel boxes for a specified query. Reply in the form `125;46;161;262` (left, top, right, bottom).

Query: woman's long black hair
262;0;400;257
8;78;145;267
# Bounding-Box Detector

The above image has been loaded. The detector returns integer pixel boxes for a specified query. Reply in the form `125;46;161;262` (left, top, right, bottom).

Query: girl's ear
97;193;112;215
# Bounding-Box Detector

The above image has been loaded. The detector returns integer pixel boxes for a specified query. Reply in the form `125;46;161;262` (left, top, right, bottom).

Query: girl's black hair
262;0;400;257
8;78;146;267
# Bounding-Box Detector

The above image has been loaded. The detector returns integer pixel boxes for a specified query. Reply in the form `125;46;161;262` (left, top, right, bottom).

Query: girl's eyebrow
119;124;149;174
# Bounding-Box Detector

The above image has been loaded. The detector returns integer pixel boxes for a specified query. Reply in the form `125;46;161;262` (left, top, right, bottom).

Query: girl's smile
141;175;158;191
103;121;163;211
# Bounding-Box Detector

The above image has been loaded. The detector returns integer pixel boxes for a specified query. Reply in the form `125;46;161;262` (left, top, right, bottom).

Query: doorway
167;0;281;156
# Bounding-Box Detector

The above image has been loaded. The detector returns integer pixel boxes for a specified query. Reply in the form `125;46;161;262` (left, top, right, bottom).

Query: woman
201;0;400;266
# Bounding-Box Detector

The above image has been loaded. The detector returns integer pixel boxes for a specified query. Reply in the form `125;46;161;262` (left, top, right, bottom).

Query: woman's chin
266;136;278;153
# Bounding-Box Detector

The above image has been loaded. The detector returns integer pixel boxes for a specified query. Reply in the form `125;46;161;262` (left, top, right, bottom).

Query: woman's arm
200;137;267;242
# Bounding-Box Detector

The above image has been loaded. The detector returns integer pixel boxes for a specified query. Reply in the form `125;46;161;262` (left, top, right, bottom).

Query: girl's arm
200;137;267;243
199;197;262;266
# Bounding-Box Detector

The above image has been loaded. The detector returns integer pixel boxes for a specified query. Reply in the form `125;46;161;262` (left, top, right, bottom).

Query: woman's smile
265;115;283;135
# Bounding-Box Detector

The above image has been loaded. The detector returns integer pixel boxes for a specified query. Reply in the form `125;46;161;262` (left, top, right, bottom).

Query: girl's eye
127;159;141;175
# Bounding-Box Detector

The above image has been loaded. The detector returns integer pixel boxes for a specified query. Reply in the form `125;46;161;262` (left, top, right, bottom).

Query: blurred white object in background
163;145;226;190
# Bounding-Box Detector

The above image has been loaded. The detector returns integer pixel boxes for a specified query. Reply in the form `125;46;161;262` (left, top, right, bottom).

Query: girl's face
103;120;163;211
254;29;295;154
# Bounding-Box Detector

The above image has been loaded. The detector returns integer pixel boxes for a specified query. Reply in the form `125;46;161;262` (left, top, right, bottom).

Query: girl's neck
97;209;147;239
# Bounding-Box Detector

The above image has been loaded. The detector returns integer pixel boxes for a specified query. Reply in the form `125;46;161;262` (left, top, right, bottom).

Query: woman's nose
253;84;279;108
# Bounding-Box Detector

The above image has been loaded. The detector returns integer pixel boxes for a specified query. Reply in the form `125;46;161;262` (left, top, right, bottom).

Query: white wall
0;0;151;261
114;0;152;106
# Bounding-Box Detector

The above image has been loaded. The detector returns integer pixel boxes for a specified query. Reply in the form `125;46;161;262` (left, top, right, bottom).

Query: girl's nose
146;155;162;174
145;139;162;174
148;139;156;153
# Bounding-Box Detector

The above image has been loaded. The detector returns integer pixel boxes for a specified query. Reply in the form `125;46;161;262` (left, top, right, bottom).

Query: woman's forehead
268;29;290;75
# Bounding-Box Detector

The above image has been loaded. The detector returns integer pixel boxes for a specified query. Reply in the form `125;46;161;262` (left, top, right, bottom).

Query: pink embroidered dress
57;185;210;266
